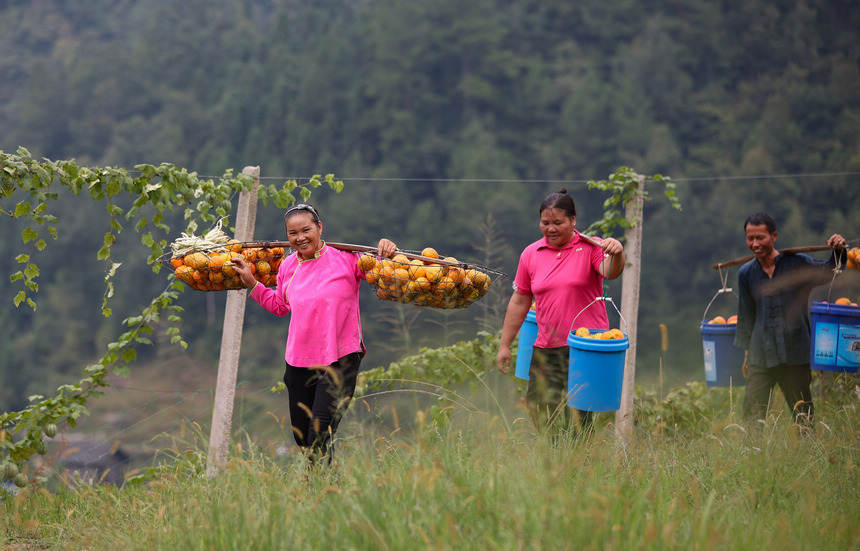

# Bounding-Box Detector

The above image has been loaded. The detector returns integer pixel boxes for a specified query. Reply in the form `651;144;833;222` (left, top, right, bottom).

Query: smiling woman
231;203;398;465
496;188;625;441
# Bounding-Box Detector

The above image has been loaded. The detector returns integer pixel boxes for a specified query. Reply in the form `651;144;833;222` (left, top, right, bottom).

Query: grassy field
3;383;859;551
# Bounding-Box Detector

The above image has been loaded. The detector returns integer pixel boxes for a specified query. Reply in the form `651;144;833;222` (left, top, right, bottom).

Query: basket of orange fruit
847;247;860;270
159;223;286;291
354;246;504;309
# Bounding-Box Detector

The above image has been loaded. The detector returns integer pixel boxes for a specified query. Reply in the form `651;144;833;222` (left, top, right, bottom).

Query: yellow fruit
726;315;738;324
408;259;426;279
358;254;377;272
392;268;410;285
835;297;851;305
227;239;244;253
255;260;271;276
392;254;410;266
421;247;439;260
436;277;456;295
184;252;209;270
175;265;195;283
574;327;590;338
470;270;489;287
415;277;432;293
709;316;726;324
405;279;421;297
208;253;228;273
425;266;444;283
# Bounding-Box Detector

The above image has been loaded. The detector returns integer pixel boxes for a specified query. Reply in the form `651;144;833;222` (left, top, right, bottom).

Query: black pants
527;346;594;438
743;363;813;427
284;352;362;462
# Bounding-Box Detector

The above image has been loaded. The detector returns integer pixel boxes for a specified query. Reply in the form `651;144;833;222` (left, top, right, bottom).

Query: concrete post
615;175;644;438
206;166;259;477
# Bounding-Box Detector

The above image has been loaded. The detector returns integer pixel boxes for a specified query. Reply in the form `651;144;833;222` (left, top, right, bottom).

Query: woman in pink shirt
233;203;396;463
496;189;625;439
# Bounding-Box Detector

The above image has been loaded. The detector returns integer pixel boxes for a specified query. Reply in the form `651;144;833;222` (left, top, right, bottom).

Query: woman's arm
598;237;625;280
496;291;534;374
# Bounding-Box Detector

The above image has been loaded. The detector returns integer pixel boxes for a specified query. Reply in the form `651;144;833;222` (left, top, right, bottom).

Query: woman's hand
377;238;397;258
232;256;259;289
600;237;624;256
497;344;513;375
599;237;625;280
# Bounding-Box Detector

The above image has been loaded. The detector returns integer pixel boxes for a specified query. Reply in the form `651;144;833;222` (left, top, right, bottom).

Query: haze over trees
1;0;859;412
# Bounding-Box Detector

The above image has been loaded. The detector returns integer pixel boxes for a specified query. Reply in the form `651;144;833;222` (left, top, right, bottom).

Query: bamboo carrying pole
713;245;841;270
206;166;259;477
240;241;476;268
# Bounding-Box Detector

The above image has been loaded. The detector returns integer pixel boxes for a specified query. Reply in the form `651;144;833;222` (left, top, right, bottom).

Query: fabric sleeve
512;249;532;295
249;281;291;316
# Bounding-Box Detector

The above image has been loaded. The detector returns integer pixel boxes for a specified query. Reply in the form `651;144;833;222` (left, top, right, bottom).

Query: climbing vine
0;147;342;483
585;166;680;238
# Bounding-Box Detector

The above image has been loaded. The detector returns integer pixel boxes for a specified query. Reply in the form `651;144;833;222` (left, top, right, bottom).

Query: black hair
744;212;777;234
284;203;321;225
539;188;576;218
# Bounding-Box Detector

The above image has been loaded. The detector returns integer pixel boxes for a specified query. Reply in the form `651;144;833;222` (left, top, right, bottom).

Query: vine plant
0;147;342;485
584;166;680;238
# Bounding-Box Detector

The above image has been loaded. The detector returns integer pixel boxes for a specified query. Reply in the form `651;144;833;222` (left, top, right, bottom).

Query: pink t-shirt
249;244;365;367
513;233;609;347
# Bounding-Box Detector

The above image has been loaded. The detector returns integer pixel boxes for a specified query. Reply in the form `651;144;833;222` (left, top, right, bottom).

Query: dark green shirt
734;251;842;368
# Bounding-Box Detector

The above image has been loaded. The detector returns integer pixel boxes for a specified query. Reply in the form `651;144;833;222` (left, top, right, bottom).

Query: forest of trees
1;0;859;413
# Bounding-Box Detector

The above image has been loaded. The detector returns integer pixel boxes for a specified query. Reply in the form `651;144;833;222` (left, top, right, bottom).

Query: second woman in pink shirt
496;189;625;440
233;203;396;463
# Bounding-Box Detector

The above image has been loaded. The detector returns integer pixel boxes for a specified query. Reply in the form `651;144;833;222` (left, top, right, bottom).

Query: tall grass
3;390;860;550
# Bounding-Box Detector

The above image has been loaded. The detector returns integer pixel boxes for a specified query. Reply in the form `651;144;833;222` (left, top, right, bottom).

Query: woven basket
159;242;286;291
357;251;504;309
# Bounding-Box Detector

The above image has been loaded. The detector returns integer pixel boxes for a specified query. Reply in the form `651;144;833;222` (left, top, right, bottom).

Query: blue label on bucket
814;322;838;366
836;324;860;367
703;340;717;382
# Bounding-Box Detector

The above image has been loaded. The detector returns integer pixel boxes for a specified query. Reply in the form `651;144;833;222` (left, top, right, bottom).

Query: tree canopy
1;0;859;418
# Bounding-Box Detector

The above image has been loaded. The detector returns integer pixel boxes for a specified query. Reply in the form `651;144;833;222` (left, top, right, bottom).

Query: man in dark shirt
734;212;847;428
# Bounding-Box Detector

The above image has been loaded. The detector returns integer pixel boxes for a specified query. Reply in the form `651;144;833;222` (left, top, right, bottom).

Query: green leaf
22;227;38;243
24;264;39;279
14;202;30;217
15;254;29;263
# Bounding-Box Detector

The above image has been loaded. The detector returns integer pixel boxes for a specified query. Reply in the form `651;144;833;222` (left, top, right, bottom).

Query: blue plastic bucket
566;330;628;412
700;322;746;387
810;301;860;373
515;310;538;380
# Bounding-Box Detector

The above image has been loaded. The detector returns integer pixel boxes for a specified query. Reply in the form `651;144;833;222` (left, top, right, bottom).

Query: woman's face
540;207;576;247
285;212;323;259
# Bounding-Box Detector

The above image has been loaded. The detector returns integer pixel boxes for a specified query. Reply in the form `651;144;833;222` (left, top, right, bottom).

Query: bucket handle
702;267;738;324
569;295;628;336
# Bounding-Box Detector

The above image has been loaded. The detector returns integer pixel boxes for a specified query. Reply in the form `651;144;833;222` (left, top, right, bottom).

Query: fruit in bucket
574;327;625;339
707;315;737;324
